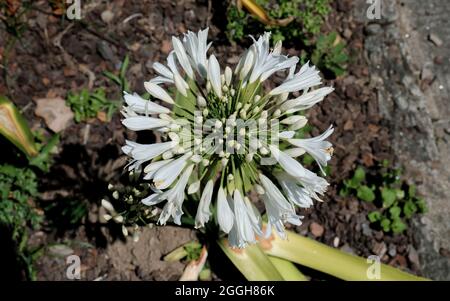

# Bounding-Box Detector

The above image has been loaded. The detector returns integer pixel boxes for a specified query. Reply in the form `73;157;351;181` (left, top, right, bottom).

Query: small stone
97;41;116;62
343;28;352;40
372;241;387;257
365;24;382;36
389;255;407;268
408;246;420;267
434;56;444;65
428;33;443;47
309;222;324;237
161;40;172;55
343;119;353;131
48;244;74;257
421;64;434;81
361;223;373;237
333;236;340;248
388;244;397;257
101;10;114;23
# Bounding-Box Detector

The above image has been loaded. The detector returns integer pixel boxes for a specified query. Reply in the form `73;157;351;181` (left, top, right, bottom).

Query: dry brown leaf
34;97;74;133
239;0;295;27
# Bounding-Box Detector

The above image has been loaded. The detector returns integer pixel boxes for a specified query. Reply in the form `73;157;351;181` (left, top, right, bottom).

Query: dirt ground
0;0;436;280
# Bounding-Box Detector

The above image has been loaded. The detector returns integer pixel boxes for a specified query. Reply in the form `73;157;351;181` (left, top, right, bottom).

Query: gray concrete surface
353;0;450;280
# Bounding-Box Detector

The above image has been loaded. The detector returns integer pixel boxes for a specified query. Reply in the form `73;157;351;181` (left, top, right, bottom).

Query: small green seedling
104;54;131;93
340;163;427;234
0;164;43;280
227;0;331;43
67;88;119;122
311;32;349;77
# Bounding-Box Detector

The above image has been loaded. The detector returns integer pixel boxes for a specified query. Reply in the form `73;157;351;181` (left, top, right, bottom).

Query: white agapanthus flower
121;28;334;248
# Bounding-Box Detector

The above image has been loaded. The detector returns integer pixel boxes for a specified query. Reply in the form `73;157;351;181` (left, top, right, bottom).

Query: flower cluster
121;28;334;248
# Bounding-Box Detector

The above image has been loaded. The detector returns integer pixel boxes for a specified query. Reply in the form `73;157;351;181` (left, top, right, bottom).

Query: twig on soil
79;64;96;90
52;23;75;50
83;124;91;145
206;0;212;27
122;13;143;24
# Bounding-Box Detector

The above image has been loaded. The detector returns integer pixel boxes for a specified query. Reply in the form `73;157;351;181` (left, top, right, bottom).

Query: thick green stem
217;238;284;281
260;229;429;281
268;256;308;281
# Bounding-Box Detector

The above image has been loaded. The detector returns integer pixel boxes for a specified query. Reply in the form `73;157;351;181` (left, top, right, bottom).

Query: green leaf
353;167;366;184
339;187;349;197
120;54;130;79
29;134;60;172
389;206;401;219
368;211;381;223
381;187;397;208
395;189;405;200
408;185;416;198
380;218;391;232
403;200;417;219
415;197;428;214
357;185;375;202
302;154;314;165
391;219;407;234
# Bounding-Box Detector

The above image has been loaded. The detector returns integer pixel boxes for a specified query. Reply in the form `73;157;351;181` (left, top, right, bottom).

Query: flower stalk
218;238;283;281
259;229;429;281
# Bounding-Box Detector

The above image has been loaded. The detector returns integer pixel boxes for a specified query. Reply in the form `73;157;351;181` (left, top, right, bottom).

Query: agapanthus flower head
121;28;334;248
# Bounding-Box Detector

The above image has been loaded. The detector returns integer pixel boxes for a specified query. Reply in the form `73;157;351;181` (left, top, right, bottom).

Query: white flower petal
144;81;174;104
207;55;222;98
122;116;170;131
195;180;214;228
269;62;321;95
153;62;173;79
123;92;170;114
172;36;194;79
288;126;334;173
282;87;334;112
153;152;192;190
217;187;234;233
129;141;176;161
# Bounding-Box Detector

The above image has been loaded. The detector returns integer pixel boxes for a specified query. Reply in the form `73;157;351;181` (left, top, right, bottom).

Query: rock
101;10;114;23
161;40;172;55
97;41;116;62
310;222;324;237
333;236;340;248
389;255;407;268
343;119;354;130
421;63;434;81
434;56;444;65
48;244;74;257
428;33;443;47
34;97;73;132
372;241;387;257
365;24;382;36
408;246;420;268
343;28;353;40
361;223;373;237
388;244;397;257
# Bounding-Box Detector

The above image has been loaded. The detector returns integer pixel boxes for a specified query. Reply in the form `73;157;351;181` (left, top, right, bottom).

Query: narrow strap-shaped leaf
260;227;429;281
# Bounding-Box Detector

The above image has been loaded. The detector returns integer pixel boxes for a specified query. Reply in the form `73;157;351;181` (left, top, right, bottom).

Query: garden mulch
0;0;423;280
